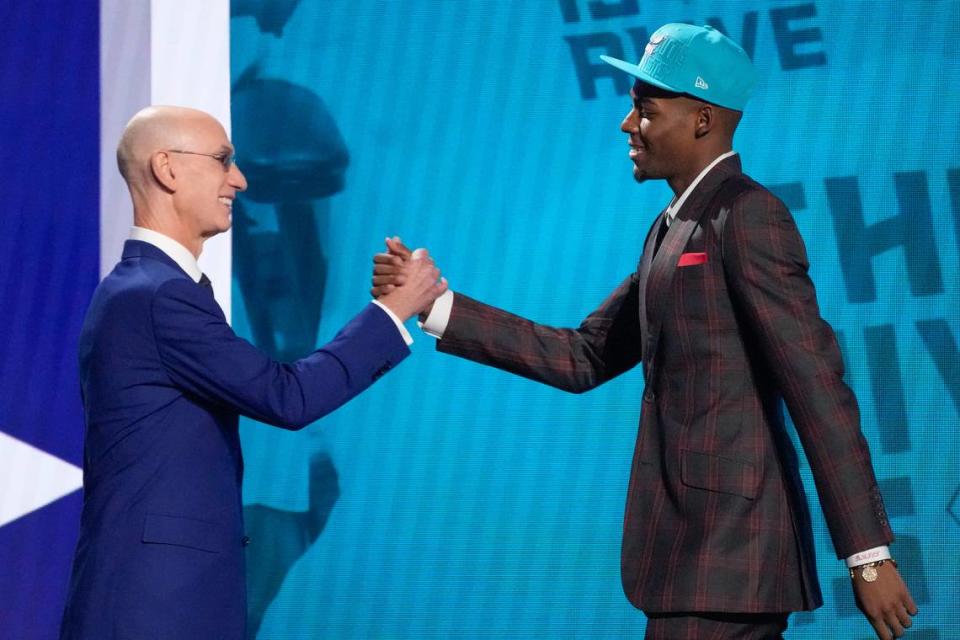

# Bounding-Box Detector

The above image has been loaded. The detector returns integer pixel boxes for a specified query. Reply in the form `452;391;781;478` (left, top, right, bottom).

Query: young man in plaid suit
373;23;916;640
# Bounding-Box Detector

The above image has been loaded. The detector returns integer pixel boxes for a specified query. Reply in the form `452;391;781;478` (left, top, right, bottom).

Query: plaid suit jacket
437;156;893;613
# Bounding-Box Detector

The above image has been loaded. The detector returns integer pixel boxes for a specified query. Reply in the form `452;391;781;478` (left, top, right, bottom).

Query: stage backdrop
230;1;958;638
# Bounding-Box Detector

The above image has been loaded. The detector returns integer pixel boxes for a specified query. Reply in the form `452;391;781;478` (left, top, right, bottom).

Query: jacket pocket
142;513;227;553
680;449;759;500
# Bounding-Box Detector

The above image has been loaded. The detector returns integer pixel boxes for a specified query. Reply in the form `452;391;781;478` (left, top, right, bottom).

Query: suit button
241;536;251;546
643;389;655;402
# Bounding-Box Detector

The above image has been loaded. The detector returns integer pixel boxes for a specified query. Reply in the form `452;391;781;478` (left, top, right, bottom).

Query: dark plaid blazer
437;155;893;613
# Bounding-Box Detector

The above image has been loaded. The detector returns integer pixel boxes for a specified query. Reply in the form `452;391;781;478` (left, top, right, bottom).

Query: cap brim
599;55;682;95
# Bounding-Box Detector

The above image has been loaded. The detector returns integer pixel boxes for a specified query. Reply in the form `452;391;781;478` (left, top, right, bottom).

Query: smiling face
620;81;706;188
118;106;251;256
168;114;248;241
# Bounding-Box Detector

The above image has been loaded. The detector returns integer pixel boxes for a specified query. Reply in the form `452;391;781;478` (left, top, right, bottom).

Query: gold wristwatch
850;558;897;583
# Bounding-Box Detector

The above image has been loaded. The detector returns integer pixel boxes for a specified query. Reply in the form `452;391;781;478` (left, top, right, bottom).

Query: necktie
199;273;213;290
652;214;669;257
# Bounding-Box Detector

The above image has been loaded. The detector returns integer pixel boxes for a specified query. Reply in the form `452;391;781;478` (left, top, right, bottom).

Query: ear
150;151;177;193
694;104;714;139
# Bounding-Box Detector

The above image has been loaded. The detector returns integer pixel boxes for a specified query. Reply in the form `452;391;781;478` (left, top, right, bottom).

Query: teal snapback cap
600;23;757;111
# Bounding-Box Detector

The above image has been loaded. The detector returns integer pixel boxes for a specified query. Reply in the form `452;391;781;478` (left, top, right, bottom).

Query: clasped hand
371;237;445;321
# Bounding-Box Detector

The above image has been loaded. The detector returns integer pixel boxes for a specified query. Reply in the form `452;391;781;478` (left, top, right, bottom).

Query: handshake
370;236;446;322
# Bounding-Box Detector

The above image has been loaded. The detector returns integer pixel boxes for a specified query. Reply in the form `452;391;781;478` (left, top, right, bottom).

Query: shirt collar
129;226;203;283
665;150;738;225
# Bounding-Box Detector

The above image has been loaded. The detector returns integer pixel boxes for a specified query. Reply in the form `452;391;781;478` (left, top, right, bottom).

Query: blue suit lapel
122;240;194;281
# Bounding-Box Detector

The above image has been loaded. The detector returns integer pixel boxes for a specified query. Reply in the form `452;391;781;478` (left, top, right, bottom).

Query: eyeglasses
166;149;237;170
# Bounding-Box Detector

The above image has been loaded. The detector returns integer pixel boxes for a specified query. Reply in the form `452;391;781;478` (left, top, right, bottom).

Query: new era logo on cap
599;23;757;111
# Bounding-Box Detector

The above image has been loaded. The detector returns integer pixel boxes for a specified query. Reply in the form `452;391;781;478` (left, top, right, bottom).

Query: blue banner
0;1;99;637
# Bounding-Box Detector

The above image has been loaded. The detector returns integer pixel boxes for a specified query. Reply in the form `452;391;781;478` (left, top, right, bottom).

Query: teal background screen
228;1;960;637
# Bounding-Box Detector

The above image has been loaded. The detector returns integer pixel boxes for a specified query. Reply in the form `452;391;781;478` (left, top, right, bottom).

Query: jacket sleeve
437;274;643;394
721;188;893;558
151;278;410;429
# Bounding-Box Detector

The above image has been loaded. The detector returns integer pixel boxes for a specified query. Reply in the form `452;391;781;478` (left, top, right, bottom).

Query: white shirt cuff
845;545;891;568
419;289;454;339
371;300;414;346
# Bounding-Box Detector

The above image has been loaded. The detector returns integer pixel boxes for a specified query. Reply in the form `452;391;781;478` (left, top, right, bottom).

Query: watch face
862;565;879;582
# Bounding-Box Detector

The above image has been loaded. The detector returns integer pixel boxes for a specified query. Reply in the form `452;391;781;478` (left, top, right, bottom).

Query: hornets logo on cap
645;34;666;57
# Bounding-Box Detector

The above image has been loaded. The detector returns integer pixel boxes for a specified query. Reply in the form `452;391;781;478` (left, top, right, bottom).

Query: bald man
60;106;446;639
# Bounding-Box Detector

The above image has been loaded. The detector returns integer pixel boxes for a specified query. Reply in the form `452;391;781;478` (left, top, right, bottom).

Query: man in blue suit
60;105;447;639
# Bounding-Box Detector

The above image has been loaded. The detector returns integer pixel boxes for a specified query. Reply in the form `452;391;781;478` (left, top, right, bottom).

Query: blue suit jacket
60;240;409;639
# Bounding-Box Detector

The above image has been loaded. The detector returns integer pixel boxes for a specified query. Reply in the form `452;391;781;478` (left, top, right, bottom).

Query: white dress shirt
130;226;203;282
664;150;738;225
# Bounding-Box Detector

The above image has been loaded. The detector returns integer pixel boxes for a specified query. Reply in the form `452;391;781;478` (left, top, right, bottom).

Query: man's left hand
852;561;918;639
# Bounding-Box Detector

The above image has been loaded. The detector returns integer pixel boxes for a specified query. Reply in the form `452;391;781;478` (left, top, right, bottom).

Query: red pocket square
678;252;707;267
